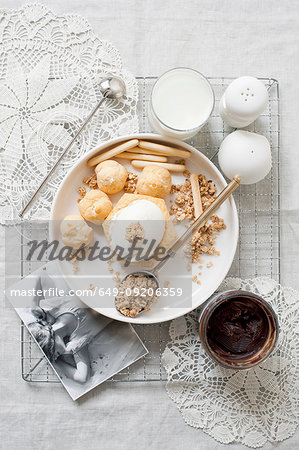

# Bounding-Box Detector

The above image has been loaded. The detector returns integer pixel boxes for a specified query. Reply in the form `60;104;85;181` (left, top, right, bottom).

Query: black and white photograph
6;262;148;400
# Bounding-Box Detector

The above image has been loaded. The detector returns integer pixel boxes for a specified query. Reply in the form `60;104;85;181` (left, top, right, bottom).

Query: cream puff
95;160;128;194
78;189;113;221
60;214;93;249
136;165;171;198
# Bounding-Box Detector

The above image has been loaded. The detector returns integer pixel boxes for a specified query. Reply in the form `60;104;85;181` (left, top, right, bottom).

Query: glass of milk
148;67;214;140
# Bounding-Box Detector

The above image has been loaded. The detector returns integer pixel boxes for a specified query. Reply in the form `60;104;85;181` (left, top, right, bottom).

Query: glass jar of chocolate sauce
198;290;279;369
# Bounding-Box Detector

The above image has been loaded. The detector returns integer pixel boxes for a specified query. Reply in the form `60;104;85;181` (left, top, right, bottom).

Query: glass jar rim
198;290;279;370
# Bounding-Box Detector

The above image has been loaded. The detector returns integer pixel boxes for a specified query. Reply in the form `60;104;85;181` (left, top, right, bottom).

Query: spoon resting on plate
115;176;240;318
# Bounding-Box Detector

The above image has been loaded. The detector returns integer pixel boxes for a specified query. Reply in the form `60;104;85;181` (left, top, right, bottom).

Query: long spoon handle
153;176;240;274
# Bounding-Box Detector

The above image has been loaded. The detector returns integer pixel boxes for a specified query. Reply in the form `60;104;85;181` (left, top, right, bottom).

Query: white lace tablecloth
0;3;138;222
1;1;299;450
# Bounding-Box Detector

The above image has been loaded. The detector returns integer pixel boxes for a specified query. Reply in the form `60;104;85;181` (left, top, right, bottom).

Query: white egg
218;130;272;185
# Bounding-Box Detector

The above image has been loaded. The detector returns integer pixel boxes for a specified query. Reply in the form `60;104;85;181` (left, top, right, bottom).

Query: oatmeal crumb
164;280;170;288
206;261;213;268
192;275;197;282
126;221;144;243
115;273;158;317
124;172;138;193
78;186;86;197
88;284;95;291
83;175;98;189
113;271;120;283
175;159;185;165
77;175;98;202
170;173;225;263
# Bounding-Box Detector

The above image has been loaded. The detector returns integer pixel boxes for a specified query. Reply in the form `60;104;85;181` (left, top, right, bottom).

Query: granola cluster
83;175;98;189
77;175;98;202
124;171;138;193
115;273;158;318
170;172;217;220
189;215;225;262
170;172;225;263
77;186;86;198
125;221;144;243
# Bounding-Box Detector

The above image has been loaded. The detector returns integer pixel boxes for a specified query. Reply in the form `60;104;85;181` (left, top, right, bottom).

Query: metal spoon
19;76;126;218
115;176;240;317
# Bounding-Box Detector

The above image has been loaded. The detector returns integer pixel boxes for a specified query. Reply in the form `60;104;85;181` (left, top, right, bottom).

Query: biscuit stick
138;141;191;158
125;147;168;156
88;139;139;166
190;173;203;217
116;152;167;162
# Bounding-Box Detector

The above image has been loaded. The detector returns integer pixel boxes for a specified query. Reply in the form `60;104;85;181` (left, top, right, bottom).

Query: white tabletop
1;1;298;448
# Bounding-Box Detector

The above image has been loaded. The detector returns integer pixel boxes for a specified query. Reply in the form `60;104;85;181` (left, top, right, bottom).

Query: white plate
50;134;238;324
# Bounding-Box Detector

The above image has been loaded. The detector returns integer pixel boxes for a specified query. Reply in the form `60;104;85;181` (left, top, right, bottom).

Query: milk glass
148;68;214;140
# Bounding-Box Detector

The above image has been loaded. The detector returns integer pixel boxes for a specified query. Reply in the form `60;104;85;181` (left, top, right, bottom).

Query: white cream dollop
108;199;165;261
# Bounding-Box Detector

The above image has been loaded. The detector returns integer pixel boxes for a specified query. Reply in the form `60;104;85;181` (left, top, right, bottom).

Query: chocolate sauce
206;297;269;359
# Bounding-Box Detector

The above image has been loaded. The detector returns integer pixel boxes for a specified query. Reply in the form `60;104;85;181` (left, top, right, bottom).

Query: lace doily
162;277;299;448
0;3;139;223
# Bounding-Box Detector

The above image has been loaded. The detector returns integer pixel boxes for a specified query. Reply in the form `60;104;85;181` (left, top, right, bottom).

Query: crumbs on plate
124;171;138;193
170;173;225;264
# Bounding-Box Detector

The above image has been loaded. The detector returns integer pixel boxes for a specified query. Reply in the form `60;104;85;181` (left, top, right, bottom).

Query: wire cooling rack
20;76;280;383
